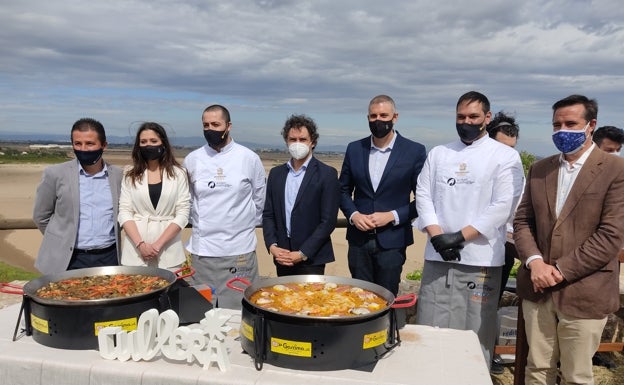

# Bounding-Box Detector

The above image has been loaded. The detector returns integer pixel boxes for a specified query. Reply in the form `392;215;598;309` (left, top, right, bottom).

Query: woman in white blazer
118;122;190;269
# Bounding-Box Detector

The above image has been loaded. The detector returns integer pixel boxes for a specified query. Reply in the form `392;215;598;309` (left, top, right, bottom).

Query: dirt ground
0;151;426;279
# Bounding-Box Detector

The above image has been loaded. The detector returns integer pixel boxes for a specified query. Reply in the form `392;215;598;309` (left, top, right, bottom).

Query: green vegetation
508;259;521;278
520;150;537;176
0;261;40;282
405;269;422;281
0;148;70;164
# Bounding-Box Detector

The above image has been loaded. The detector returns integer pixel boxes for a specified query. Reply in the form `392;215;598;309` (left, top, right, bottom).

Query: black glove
430;231;465;253
439;247;462;262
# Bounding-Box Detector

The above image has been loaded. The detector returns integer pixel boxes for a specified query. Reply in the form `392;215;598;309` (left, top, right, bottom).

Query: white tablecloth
0;303;491;385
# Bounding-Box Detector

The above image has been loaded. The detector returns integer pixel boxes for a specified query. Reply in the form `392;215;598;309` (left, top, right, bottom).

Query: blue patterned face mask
552;122;589;154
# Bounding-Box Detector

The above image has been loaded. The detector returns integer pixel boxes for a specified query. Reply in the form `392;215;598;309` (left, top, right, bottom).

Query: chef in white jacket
414;91;524;370
183;104;266;309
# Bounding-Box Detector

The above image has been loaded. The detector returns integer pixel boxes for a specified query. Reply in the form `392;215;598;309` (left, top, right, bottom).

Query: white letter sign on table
98;308;232;371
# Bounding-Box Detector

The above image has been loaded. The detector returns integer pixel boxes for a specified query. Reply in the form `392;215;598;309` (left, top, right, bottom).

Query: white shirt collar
204;139;235;155
370;130;397;151
287;155;312;172
559;143;595;170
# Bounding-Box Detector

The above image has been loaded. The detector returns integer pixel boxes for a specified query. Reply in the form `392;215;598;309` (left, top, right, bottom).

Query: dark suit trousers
67;246;118;270
347;237;406;295
276;263;325;277
274;237;326;276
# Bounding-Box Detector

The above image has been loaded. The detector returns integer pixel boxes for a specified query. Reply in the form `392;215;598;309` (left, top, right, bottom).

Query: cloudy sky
1;0;623;156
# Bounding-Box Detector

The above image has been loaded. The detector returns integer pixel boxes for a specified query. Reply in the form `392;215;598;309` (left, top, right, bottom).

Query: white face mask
609;151;621;157
288;142;310;160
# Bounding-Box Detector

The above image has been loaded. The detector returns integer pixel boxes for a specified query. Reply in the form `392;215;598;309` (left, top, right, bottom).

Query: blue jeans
347;238;406;295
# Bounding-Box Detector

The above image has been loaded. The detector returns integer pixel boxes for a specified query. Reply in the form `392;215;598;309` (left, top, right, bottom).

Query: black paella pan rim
22;265;177;306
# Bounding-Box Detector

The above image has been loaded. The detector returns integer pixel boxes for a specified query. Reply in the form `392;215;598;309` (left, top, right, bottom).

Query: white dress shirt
368;133;399;224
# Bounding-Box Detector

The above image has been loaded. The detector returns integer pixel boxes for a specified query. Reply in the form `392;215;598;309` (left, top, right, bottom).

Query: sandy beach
0;153;426;279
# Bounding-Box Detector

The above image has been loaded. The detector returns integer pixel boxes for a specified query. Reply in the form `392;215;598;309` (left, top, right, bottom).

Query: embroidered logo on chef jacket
207;167;232;189
456;162;469;177
445;162;475;186
215;168;225;181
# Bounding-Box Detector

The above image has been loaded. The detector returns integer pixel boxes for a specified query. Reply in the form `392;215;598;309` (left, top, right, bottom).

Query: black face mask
369;120;393;138
74;148;103;166
456;121;486;143
139;145;165;161
203;129;229;148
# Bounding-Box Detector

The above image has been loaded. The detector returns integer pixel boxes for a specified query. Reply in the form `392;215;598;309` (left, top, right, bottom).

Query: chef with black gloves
413;91;524;371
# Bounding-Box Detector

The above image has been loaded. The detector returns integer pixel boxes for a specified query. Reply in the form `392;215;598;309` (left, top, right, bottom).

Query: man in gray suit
33;118;123;274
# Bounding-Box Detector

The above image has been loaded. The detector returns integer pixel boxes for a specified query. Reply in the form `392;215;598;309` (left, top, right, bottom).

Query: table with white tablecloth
0;302;491;385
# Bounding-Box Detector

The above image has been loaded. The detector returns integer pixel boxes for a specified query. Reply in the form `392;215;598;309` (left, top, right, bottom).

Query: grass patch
405;269;422;281
0;261;40;282
0;149;70;164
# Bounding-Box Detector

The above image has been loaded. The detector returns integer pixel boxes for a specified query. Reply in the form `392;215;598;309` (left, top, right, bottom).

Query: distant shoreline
0;139;348;155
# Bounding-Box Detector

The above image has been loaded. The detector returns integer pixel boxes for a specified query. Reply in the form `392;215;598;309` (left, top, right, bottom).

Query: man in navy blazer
263;114;340;276
339;95;426;294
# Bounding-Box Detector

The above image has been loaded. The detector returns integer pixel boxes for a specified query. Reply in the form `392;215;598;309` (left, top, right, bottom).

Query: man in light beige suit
514;94;624;385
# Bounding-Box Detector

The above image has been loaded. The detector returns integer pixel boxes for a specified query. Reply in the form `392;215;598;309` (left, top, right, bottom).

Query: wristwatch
299;251;308;262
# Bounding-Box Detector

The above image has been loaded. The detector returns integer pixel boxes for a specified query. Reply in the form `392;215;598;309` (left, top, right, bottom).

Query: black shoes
490;355;506;375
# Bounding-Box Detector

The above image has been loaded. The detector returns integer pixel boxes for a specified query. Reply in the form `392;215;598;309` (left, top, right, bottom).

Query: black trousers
67;245;118;270
275;263;325;276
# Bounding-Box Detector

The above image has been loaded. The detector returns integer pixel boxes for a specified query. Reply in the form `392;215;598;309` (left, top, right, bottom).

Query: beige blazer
513;147;624;318
118;166;190;268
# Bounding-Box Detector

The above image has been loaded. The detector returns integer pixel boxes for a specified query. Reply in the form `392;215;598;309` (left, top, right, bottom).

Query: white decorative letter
98;326;122;360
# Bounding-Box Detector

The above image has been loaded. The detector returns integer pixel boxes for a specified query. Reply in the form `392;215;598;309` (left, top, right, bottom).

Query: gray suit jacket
514;147;624;318
33;159;123;274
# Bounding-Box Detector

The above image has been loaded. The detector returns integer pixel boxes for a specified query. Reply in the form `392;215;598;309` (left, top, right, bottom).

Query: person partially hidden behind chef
592;125;624;155
33;118;123;274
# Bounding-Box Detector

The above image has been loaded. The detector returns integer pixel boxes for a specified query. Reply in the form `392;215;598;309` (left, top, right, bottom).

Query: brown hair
125;122;184;186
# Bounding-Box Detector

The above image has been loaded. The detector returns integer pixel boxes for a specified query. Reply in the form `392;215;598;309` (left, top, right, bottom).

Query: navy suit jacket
263;156;340;265
339;132;426;249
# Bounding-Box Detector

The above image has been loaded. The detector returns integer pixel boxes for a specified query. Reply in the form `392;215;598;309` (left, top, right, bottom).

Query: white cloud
0;0;623;155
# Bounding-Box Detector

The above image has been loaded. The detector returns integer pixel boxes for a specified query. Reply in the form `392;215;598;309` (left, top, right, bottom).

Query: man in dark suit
514;95;624;384
339;95;426;295
263;114;340;276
